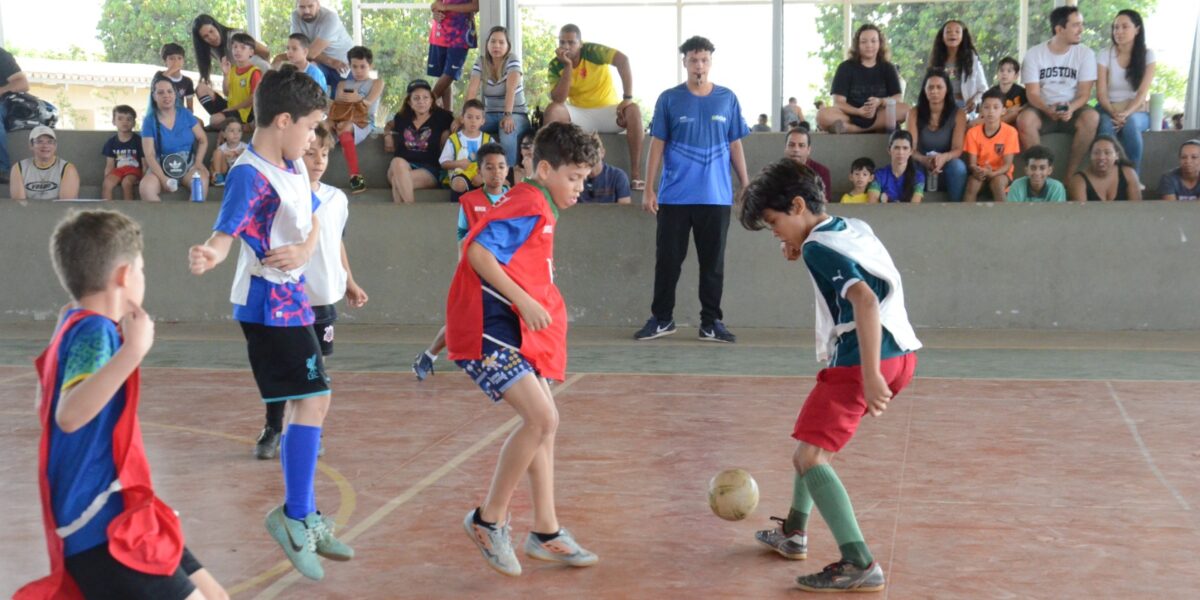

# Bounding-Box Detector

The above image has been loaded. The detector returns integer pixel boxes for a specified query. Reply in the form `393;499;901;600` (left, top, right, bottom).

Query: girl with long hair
928;20;988;114
464;26;531;167
1096;9;1155;174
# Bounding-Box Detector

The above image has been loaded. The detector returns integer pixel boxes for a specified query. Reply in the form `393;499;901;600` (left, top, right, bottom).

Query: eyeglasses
33;138;57;146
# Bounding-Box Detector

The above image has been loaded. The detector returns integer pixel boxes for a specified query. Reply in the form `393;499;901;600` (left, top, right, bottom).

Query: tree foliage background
813;0;1183;106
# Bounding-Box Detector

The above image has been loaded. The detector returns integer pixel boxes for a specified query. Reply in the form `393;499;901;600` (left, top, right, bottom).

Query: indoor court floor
1;323;1197;599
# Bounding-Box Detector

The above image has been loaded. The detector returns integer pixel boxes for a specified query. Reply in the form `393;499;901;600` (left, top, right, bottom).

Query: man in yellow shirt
544;24;644;188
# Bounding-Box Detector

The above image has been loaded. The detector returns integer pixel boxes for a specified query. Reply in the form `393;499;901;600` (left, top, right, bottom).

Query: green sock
805;464;874;568
785;471;812;534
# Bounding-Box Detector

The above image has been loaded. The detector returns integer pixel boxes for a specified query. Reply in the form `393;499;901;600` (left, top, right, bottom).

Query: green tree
813;0;1162;105
99;0;245;66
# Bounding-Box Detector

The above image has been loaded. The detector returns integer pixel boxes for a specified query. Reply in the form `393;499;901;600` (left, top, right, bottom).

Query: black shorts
239;321;331;403
222;109;254;124
65;544;202;600
312;304;338;357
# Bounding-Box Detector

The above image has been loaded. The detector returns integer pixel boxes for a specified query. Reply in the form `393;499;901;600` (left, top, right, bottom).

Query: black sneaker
349;175;367;195
255;426;281;460
634;317;676;341
795;560;885;593
699;320;736;343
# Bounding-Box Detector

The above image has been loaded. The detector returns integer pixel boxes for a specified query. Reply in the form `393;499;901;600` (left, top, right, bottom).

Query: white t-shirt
1096;46;1155;104
439;131;485;164
306;182;350;306
219;141;247;155
1021;41;1098;106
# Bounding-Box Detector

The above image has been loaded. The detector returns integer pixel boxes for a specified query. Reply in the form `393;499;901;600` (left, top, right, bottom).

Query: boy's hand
516;298;552;331
863;371;892;417
263;243;311;271
781;241;801;261
346;281;369;308
120;301;155;360
642;188;658;215
188;244;219;275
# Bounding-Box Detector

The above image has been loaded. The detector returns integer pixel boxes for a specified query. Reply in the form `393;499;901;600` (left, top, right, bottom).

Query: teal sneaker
314;514;354;561
523;528;598;567
463;508;521;576
265;505;324;581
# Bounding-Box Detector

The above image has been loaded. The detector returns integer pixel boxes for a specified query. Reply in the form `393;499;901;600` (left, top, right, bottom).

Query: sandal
631;179;646;191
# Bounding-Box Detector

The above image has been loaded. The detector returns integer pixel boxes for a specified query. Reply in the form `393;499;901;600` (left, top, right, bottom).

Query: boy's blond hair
50;210;143;300
312;121;336;150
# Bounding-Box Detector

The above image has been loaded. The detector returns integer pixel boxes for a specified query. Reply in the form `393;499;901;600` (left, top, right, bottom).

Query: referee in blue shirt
634;36;750;343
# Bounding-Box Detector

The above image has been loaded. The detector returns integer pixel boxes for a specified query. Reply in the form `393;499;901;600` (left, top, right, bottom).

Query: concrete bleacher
5;128;1198;202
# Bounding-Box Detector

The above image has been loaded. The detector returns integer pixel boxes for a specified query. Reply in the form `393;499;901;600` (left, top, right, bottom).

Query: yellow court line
250;373;587;600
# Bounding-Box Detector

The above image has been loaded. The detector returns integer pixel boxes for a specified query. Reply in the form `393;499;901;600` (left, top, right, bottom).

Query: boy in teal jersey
739;159;922;593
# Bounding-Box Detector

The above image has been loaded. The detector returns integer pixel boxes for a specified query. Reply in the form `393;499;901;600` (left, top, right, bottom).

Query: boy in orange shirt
963;88;1019;202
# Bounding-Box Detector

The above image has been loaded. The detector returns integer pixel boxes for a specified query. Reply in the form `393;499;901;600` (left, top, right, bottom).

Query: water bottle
925;151;939;192
884;98;897;133
190;171;204;202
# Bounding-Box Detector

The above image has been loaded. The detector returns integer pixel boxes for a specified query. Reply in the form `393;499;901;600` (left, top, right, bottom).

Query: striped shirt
472;54;527;114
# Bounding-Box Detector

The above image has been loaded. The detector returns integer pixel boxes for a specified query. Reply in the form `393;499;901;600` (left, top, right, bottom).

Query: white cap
29;125;56;142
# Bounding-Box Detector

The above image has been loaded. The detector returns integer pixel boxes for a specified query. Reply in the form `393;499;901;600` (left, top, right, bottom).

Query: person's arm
0;71;30;95
866;180;881;203
341;241;369;308
1096;60;1114;115
549;56;573;104
465;70;482;101
906;111;932;170
501;67;521;133
466;241;551;330
1064;80;1094;120
615;169;632;204
845;281;892;417
910;176;924;204
383;119;397;153
946;110;966;161
1124;167;1143;201
965;55;988;112
255;40;271;61
642;137;665;214
729;139;749;190
997;154;1015;182
831;94;866;118
1123;61;1156;124
189;231;235;274
56;307;154;433
59;164;80;200
1023;82;1055;117
363;79;385;106
263;215;320;271
1067;173;1088;202
611;50;634;101
10;165;25;201
1162;193;1178;201
334;80;361;103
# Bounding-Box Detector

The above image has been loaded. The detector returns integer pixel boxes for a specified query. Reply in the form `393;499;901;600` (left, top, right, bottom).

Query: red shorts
793;353;917;452
109;166;143;181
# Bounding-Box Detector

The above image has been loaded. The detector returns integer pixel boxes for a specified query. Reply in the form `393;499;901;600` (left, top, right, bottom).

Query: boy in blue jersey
20;210;226;600
187;65;352;581
636;36;750;343
739;159;922;593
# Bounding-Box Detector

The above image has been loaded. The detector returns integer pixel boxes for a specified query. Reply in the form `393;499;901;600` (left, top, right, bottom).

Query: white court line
884;383;917;600
1106;382;1191;511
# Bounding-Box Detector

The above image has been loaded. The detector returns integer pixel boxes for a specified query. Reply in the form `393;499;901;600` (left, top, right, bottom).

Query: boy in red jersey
447;122;599;577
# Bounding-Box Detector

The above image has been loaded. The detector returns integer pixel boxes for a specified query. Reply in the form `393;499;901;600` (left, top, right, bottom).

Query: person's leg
188;568;229;600
794;443;875;570
139;174;163;202
102;173;119;201
963;175;983;202
317;63;341;98
817;106;855;133
692;204;731;327
450;174;469;193
479;373;558;524
942;157;968;202
1096;106;1116;138
1067;108;1100;179
526;377;560;535
212;149;227;181
387;157;415;203
543;102;571;124
336;121;361;177
121;175;139;200
620;103;644;182
988;174;1011;202
432;75;454;111
1119;111;1149;174
1017;107;1044;172
868;102;910;132
649;204;693;323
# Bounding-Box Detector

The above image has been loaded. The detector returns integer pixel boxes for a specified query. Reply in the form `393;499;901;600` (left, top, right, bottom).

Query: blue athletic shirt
304;63;329;95
141;108;199;156
471;184;557;349
802;217;908;367
650;84;750;206
870;166;925;203
456;188;508;241
48;310;125;556
214;149;321;326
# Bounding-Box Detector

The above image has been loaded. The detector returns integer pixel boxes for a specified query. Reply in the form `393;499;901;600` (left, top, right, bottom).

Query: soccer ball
707;468;759;521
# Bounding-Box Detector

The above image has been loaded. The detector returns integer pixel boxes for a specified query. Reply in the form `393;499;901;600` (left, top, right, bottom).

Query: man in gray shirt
291;0;355;94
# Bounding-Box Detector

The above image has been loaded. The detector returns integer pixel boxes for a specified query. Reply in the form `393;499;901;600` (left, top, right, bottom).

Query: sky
2;0;1196;121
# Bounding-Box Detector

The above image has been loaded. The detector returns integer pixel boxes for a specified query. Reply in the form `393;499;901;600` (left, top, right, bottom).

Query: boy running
740;159;921;593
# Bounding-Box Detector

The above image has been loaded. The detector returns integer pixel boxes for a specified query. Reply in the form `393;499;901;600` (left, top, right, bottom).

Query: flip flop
631;179;646;191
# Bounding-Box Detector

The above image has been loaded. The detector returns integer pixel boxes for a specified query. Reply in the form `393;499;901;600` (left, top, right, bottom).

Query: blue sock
282;424;321;520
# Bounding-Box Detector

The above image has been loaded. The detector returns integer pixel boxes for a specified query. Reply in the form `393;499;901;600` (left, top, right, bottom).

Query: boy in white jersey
739;159;921;593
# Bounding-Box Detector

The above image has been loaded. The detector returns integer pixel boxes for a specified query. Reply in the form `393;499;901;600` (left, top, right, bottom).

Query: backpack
3;92;58;131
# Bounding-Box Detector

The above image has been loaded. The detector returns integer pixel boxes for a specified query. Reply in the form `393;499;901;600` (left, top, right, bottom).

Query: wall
2;201;1198;330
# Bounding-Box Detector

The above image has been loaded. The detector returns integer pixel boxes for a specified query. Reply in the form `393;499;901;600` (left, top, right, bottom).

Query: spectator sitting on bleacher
1006;145;1066;202
210;120;246;187
1158;139;1200;201
464;26;529;168
0;46;31;185
290;0;355;95
909;69;967;201
204;33;263;131
780;97;803;132
191;14;271;117
383;79;454;203
544;24;645;188
578;132;631;204
275;33;329;95
440;99;491;194
869;130;924;203
331;46;383;195
155;43;195;112
752;114;771;133
140;78;209;202
783;126;831;202
102;105;145;201
928;20;988;114
1096;9;1155;176
963;90;1020;202
1067;135;1141;201
10;126;78;202
987;57;1027;126
841;157;875;204
511;129;535;184
817;24;909;134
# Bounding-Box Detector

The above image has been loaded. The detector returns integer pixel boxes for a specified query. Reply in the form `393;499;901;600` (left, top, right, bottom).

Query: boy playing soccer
156;43;195;112
440;99;493;193
986;57;1027;126
19;210;227;600
330;45;384;194
963;89;1020;202
412;142;509;380
840;157;874;204
741;159;921;593
207;33;262;130
187;66;353;581
1007;145;1067;201
447;123;599;576
102;105;145;201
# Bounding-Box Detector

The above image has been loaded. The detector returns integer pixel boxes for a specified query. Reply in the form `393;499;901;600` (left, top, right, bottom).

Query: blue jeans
0;100;10;173
316;63;344;98
927;157;968;202
1097;108;1149;174
482;112;531;168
